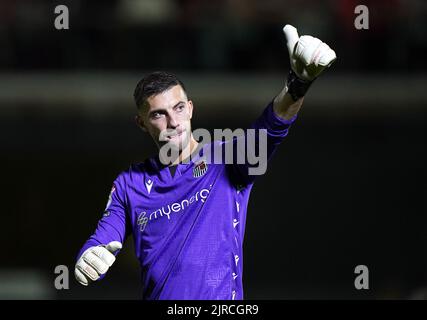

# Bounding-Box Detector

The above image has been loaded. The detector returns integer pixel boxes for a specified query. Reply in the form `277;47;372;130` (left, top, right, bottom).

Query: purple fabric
77;102;296;299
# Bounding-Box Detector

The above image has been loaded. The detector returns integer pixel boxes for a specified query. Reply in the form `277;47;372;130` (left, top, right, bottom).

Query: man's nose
167;114;179;129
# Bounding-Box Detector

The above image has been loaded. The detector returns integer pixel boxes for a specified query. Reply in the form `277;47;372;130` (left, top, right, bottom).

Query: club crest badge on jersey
193;159;208;178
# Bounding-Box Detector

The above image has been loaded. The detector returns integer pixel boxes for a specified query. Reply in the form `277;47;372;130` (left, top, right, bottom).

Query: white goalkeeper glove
75;241;122;286
282;24;337;100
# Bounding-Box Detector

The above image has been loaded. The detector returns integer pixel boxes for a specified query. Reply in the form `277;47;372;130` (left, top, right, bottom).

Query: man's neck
170;137;199;166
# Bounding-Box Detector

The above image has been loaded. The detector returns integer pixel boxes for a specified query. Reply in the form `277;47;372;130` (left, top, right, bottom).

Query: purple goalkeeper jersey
77;102;296;300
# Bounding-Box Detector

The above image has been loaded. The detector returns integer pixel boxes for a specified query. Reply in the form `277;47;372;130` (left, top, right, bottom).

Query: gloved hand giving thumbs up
282;24;337;101
75;241;122;286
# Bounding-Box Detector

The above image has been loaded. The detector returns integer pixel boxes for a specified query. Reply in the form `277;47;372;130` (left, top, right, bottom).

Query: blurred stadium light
0;269;54;299
0;73;425;117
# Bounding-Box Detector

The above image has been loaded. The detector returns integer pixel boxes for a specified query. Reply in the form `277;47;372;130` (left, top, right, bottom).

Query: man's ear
188;100;194;120
135;115;147;132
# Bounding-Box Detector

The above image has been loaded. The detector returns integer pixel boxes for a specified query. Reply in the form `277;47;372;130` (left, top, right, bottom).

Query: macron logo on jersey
145;178;154;194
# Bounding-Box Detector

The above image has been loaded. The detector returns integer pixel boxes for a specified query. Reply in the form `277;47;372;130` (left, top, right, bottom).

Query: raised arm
228;24;336;185
273;24;336;120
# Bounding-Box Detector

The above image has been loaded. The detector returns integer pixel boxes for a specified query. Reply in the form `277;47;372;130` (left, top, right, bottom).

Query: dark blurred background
0;0;426;299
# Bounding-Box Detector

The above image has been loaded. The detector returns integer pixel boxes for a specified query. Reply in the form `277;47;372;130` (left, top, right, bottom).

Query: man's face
137;85;194;151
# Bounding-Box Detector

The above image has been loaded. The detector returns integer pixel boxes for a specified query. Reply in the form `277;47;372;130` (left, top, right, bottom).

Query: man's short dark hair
133;71;187;110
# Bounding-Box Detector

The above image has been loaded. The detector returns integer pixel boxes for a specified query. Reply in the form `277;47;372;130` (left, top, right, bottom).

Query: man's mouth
166;130;184;140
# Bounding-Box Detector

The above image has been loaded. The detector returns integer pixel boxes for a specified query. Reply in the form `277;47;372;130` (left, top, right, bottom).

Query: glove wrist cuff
286;69;314;101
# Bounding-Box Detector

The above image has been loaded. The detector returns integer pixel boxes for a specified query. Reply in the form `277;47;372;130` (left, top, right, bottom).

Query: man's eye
177;105;184;112
152;112;162;119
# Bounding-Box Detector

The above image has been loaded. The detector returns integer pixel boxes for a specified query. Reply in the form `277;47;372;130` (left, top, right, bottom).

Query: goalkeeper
75;25;336;299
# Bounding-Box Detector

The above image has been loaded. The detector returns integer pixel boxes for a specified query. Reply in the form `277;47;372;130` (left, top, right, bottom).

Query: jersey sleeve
228;100;297;186
76;172;131;260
